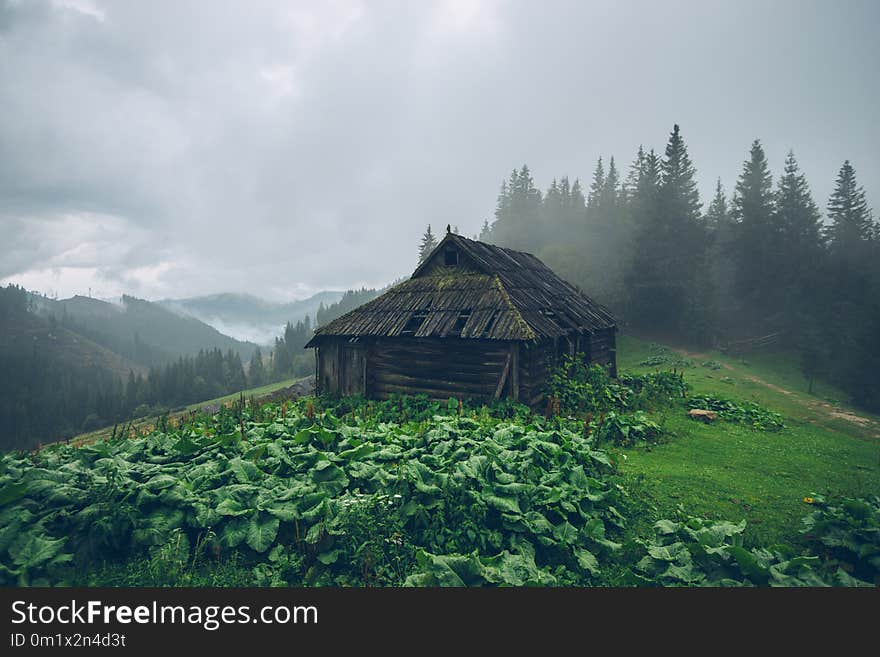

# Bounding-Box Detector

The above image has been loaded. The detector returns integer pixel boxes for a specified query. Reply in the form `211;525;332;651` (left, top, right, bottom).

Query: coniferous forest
477;125;879;411
0;281;386;449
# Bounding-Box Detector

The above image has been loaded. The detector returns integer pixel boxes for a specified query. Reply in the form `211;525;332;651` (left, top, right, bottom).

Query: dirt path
673;347;880;438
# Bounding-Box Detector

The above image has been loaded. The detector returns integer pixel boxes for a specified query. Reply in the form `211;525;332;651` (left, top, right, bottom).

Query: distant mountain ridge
29;293;257;367
160;291;345;344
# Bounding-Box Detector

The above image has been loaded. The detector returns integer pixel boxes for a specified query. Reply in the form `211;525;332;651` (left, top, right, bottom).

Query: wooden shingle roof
305;233;615;345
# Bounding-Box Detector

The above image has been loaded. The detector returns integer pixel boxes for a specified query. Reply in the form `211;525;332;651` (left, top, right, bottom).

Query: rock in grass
688;409;717;423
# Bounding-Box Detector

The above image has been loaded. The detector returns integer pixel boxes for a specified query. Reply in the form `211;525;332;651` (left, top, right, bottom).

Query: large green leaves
246;514;279;553
0;396;866;588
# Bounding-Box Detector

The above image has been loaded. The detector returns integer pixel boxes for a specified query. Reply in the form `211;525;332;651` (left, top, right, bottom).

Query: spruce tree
543;178;562;229
248;347;265;387
705;178;737;337
705;178;729;230
601;156;620;211
825;160;873;253
587;157;605;213
418;224;438;264
628;125;706;337
660;124;702;224
491;165;542;251
479;218;490;241
660;124;707;338
775;151;823;311
625;147;662;324
731;139;778;327
622;146;646;204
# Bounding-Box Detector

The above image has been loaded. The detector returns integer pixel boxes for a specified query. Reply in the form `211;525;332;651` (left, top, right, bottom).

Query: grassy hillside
615;335;880;546
30;293;257;367
0;307;141;380
0;295;143;448
66;376;309;448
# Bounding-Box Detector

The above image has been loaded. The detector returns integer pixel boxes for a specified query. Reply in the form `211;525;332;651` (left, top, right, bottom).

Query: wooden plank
374;383;490;400
510;342;519;402
374;371;497;387
494;350;512;400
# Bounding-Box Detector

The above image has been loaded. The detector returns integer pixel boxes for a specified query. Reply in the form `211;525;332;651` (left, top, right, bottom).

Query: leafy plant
0;391;869;588
597;412;662;447
688;396;785;431
634;516;843;587
801;494;879;585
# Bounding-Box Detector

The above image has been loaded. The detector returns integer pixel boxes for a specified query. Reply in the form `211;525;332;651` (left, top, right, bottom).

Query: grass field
67;376;309;448
614;335;880;547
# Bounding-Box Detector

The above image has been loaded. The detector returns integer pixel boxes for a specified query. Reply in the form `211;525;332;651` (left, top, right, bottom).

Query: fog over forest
0;0;877;301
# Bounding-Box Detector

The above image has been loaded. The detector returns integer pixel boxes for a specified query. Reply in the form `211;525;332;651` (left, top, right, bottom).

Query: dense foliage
1;388;874;587
480;126;880;411
688;395;785;432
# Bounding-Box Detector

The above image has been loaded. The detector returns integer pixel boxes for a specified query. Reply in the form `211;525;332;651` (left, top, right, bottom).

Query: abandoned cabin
305;231;616;406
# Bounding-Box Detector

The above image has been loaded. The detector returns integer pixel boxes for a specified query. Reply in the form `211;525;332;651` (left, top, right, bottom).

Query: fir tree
775;150;823;296
660;124;702;224
491;165;542;251
704;178;729;230
587;157;605;213
628;125;707;338
248;347;265;387
478;218;490;241
601;156;620;211
731;139;778;326
825;160;873;252
418;224;438;264
705;178;737;337
622;146;646;203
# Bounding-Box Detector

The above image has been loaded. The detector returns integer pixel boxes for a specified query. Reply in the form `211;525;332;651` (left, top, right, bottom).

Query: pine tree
660;124;702;224
731;139;778;327
825;160;873;253
775;151;823;305
705;178;737;338
248;347;265;387
543;178;562;229
571;178;585;210
587;157;605;213
418;224;438;264
705;179;729;230
479;218;490;241
600;156;620;212
627;125;707;337
491;165;542;251
622;146;646;203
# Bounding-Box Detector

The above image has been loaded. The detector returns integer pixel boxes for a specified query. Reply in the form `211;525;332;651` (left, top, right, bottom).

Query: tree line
471;124;879;409
0;281;390;449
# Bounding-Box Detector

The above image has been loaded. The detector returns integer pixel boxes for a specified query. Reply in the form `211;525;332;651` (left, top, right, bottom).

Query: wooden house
304;231;616;405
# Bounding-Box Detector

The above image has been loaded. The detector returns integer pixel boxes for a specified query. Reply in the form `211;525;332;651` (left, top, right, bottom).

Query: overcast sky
1;0;878;302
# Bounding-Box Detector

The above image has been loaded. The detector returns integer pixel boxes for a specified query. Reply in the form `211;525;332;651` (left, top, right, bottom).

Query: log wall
589;328;617;376
317;341;368;396
367;337;509;401
314;330;617;403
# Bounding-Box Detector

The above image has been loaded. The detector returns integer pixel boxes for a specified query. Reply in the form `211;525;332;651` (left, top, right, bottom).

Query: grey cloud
0;0;877;301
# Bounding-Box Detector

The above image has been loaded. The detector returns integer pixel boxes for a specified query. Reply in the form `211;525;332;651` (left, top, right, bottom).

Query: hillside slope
30;293;257;367
1;289;143;449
